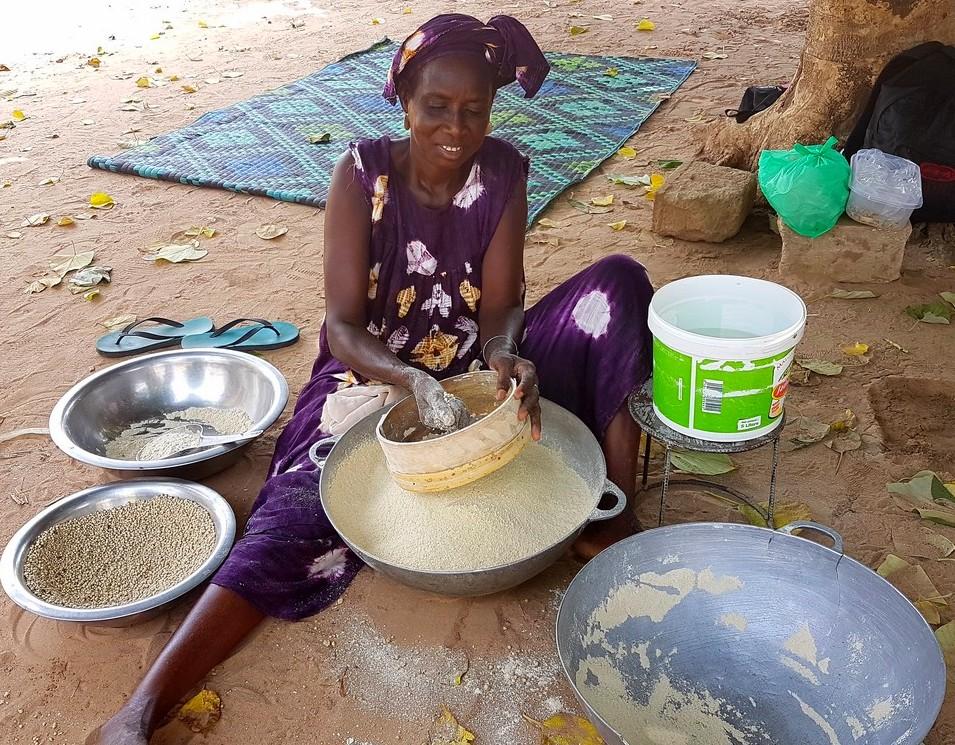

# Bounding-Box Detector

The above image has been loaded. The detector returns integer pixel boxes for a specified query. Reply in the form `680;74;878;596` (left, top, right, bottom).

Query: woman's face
404;54;495;172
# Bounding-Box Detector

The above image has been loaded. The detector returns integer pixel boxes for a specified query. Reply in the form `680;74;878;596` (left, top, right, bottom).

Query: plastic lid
849;149;924;208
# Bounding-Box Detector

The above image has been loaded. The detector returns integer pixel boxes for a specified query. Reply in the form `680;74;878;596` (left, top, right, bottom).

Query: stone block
652;161;757;243
778;216;911;283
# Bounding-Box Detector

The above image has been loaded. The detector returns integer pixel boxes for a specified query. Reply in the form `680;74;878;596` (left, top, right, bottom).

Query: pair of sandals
96;316;300;358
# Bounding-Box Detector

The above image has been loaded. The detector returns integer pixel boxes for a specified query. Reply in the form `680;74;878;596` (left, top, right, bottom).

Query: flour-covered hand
406;369;470;433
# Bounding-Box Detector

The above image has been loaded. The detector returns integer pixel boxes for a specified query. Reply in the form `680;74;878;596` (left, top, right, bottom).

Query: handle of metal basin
308;435;342;470
777;521;845;556
588;479;628;522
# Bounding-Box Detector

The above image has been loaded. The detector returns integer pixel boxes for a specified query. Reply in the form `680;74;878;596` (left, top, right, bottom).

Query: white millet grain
325;440;594;572
23;495;216;608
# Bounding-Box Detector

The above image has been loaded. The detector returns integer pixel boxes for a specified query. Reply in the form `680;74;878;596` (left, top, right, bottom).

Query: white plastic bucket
648;275;807;442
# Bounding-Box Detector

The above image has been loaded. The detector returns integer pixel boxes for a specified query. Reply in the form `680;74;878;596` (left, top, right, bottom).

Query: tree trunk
702;0;955;170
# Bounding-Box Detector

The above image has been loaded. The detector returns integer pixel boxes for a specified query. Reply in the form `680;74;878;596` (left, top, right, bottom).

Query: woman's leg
521;254;654;559
86;586;264;744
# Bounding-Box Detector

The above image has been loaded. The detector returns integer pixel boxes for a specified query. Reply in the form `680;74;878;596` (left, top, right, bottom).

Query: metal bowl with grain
0;478;235;625
49;348;289;479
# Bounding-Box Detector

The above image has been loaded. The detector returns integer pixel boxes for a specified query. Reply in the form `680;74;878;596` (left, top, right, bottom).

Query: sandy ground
1;0;954;743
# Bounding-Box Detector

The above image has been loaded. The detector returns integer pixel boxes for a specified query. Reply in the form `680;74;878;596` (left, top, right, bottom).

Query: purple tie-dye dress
212;135;653;620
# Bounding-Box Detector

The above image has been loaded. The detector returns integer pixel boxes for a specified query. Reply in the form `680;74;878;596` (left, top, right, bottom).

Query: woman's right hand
405;369;469;433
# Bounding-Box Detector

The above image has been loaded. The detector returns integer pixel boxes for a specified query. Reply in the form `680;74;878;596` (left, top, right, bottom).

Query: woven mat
89;41;695;226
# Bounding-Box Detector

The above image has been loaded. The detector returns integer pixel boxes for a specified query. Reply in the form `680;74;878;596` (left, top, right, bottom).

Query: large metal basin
310;398;626;596
49;348;288;479
556;522;946;745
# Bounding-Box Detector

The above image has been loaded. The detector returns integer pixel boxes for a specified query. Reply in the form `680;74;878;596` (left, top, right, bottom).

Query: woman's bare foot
84;709;148;745
571;511;642;562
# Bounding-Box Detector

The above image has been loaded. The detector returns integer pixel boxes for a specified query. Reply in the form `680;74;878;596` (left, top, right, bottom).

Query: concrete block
778;216;910;283
652;161;757;243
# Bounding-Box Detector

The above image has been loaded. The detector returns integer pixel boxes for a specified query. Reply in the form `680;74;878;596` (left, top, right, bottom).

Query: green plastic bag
758;136;850;238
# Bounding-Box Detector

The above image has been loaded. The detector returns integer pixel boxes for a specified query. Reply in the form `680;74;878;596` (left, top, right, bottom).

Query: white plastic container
647;275;807;442
846;149;923;229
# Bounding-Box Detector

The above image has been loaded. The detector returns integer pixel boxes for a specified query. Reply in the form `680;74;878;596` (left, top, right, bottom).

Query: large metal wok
557;521;946;745
310;398;625;596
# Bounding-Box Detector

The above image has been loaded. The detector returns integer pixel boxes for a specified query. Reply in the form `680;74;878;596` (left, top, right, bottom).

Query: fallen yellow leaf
538;218;562;229
155;66;163;74
150;33;162;40
841;342;869;356
56;216;76;227
569;25;589;35
39;177;60;186
523;712;604;745
90;192;115;209
178;689;221;734
12;109;26;122
637;19;656;31
83;289;101;301
609;220;627;231
87;57;101;68
198;19;209;28
428;707;474;745
181;84;197;94
136;76;155;88
591;195;614;207
371;17;384;25
645;173;665;200
617;146;637;160
403;6;413;13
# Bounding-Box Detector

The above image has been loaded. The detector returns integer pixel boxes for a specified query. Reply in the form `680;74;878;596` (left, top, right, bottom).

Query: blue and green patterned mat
88;41;695;225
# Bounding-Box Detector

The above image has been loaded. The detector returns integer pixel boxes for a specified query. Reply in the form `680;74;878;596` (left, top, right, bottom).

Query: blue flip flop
180;318;300;352
96;316;215;357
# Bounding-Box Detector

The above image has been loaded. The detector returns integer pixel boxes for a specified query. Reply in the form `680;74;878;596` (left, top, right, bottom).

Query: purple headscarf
383;13;550;105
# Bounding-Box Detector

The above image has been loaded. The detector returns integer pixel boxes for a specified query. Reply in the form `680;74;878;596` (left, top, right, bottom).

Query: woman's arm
322;153;461;430
479;177;541;438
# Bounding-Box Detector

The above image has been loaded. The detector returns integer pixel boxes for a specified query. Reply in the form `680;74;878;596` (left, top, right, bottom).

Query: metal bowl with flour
556;522;945;745
49;348;288;479
311;398;626;596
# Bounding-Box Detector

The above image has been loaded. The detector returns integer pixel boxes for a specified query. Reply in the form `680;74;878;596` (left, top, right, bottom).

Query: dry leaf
204;77;221;85
136;76;155;88
877;554;948;624
892;529;955;560
150;33;162;40
645;173;665;200
670;450;735;475
522;712;604;745
841;342;869;356
39;176;60;186
56;216;75;227
403;6;413;14
198;19;209;28
738;501;813;529
12;109;26;121
6;231;23;239
90;192;115;209
428;707;474;745
83;289;100;301
148;241;207;263
537;218;561;229
255;223;288;240
617;146;637;160
371;18;384;25
940;291;955;309
178;689;221;734
181;226;216;239
609;220;627;231
830;288;877;300
636;19;656;31
82;118;95;126
221;71;243;79
50;250;95;278
87;57;101;68
308;132;332;144
829;408;857;433
569;25;589;35
102;313;136;330
796;359;843;376
780;416;830;451
181;84;197;94
702;51;728;60
591;195;614;207
22;213;50;227
25;276;60;294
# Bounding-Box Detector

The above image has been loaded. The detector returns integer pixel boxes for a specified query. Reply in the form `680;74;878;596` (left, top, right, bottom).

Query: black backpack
845;42;955;222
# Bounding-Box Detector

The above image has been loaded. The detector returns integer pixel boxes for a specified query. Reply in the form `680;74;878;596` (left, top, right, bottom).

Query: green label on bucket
653;337;794;439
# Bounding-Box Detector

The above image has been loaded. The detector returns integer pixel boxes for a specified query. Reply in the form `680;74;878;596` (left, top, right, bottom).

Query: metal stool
629;379;783;528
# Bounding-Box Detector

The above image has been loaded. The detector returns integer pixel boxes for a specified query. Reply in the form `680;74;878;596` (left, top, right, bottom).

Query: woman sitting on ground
89;14;653;743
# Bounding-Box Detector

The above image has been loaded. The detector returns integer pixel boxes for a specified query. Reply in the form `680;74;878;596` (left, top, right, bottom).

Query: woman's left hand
487;351;542;441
